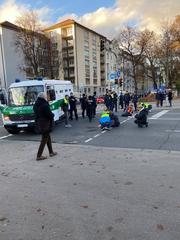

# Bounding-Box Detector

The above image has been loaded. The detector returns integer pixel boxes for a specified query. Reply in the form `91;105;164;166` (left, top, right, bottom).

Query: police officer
69;92;78;120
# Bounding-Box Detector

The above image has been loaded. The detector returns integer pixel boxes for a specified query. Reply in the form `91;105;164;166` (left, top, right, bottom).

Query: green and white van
0;79;73;134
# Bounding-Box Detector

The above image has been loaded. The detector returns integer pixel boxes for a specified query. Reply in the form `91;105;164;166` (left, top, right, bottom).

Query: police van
0;79;73;134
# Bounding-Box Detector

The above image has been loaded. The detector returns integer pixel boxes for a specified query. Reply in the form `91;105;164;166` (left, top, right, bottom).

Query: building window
84;31;89;40
86;78;90;85
84;49;89;57
69;59;74;65
84;40;89;48
67;27;72;36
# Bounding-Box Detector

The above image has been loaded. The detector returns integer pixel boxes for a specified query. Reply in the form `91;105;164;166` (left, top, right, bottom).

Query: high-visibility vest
64;98;69;105
101;112;110;118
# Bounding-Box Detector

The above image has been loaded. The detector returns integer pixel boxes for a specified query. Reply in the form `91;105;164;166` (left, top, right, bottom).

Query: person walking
113;91;118;112
81;93;87;118
132;94;138;112
92;92;97;117
86;95;94;122
62;95;72;128
119;91;124;109
168;90;173;107
123;91;131;110
69;92;78;120
33;92;57;161
159;91;165;107
155;91;160;107
104;91;111;109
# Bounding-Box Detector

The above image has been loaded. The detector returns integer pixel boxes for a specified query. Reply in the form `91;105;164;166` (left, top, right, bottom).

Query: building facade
0;19;118;95
0;21;26;89
44;19;117;95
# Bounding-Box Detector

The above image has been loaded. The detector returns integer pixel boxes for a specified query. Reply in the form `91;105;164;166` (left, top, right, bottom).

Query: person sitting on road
99;108;112;130
122;104;133;117
109;111;120;127
134;106;148;128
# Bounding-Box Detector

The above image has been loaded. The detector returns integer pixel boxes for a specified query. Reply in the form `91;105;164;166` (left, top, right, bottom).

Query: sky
0;0;179;38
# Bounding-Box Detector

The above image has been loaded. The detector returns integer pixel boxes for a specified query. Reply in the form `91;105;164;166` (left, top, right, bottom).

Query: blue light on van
15;79;21;83
37;77;43;81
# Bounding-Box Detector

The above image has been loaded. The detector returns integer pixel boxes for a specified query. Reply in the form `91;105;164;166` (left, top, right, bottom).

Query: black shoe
49;152;57;157
36;156;47;161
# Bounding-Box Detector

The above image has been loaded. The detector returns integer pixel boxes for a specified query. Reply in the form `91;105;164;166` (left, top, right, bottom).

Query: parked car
96;96;104;104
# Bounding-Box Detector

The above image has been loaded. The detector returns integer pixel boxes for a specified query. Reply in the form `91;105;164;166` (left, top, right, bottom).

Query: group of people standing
155;90;173;107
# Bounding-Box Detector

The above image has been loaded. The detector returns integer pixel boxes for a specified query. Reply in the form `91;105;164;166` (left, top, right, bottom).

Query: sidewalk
0;141;180;240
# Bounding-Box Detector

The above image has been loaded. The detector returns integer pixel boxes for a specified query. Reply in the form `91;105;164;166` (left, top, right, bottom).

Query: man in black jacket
33;92;57;161
69;92;78;120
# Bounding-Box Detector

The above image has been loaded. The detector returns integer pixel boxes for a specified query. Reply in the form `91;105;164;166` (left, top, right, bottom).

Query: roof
44;18;107;39
9;79;72;88
0;21;20;31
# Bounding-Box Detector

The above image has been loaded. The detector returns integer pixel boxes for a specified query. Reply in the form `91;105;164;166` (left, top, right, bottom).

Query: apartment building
0;19;118;95
0;21;55;89
44;19;117;95
0;21;26;89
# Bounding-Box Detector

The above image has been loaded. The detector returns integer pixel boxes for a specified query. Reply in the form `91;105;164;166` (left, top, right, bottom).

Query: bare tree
157;20;180;88
14;10;49;78
170;15;180;44
143;30;160;89
116;26;150;93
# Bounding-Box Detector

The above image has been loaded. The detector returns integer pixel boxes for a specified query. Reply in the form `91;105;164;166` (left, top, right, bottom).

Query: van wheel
5;127;21;134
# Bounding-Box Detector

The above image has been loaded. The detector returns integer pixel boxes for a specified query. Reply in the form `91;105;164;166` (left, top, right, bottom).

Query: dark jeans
69;108;78;120
64;110;69;125
124;101;129;109
37;133;53;158
160;100;163;107
93;106;97;116
134;102;137;111
87;108;93;122
169;100;172;107
113;102;117;112
119;101;124;109
82;107;86;118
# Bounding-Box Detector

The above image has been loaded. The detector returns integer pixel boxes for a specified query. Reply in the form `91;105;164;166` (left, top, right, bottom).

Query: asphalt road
1;104;180;240
0;104;180;151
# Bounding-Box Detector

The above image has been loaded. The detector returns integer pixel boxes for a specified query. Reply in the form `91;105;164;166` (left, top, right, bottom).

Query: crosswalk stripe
149;110;169;119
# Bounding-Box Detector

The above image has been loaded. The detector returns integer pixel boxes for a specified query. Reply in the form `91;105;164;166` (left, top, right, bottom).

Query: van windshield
8;85;44;106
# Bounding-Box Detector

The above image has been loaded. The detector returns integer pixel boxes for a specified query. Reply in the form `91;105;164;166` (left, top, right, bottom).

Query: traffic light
119;78;123;87
115;79;118;84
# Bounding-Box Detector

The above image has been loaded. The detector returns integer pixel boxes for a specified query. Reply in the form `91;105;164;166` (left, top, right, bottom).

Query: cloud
0;0;179;39
0;0;52;27
58;0;180;38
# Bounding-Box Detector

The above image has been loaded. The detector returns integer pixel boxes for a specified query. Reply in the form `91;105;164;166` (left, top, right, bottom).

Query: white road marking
85;138;93;143
149;118;179;121
101;130;106;133
149;110;169;119
94;134;100;138
165;130;180;133
0;134;12;140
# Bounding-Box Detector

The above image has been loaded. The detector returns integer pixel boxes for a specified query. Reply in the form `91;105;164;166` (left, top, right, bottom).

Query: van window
69;89;71;91
65;89;68;92
47;86;56;101
60;90;63;93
